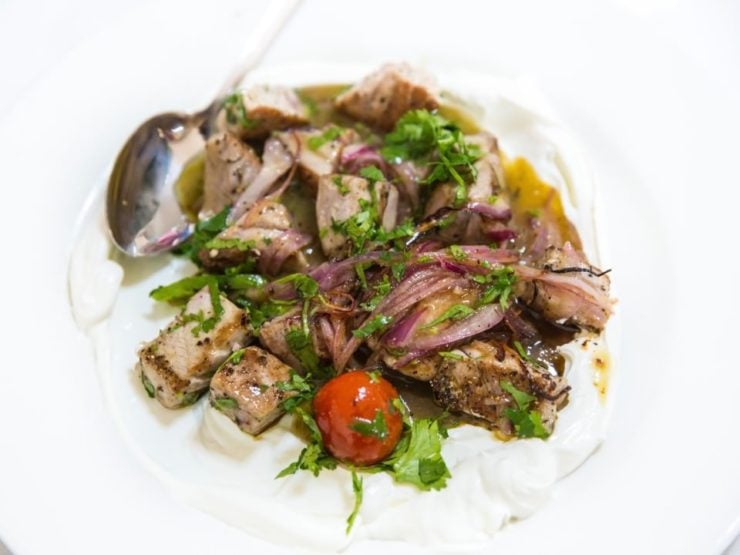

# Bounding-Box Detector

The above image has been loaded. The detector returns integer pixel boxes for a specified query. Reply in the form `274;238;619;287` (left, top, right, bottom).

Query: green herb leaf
275;441;337;478
285;326;321;373
359;275;391;311
141;371;155;398
438;351;465;361
346;471;363;534
307;126;342;150
150;275;215;304
381;109;480;206
212;397;239;412
359;165;385;183
512;340;544;368
276;371;316;413
223;92;255;129
274;273;320;299
500;379;535;410
351;409;389;440
477;266;517;309
384;418;450;491
500;380;549;439
173;207;230;265
353;314;393;339
422;304;475;329
448;244;467;261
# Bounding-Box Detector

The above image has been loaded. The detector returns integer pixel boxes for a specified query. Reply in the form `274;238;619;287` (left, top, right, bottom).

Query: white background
0;0;738;553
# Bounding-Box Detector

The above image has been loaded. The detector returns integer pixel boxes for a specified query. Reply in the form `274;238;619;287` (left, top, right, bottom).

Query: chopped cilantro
351;409;389;440
381;110;480;207
212;397;239;412
276;371;316;413
421;304;475;329
275;440;337;478
391;261;406;282
353;314;393;339
150;275;216;304
331;197;379;254
173;207;230;264
176;280;224;337
333;175;350;195
513;340;545;368
225;348;246;365
448;244;467;261
500;380;549;439
477;266;517;309
359;165;385;183
438;351;465;361
307;126;342;150
381;417;450;491
274;273;320;299
223;92;255;129
346;471;363;534
141;372;155;398
285;326;321;373
359;275;391;311
354;263;369;289
242;298;295;333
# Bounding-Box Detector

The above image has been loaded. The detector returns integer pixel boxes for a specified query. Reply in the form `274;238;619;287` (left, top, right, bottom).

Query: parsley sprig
223;92;255;129
381;110;480;207
473;266;517;309
500;380;549;439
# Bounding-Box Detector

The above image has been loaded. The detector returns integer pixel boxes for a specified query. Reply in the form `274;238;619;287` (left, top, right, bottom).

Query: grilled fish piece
199;199;310;275
335;63;440;131
223;84;308;139
316;174;399;259
138;287;250;409
258;307;330;371
517;243;612;331
200;132;261;217
276;126;359;189
430;340;569;434
209;346;294;435
230;137;294;222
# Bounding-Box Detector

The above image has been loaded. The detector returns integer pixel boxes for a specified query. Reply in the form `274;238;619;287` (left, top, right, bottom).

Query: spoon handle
216;0;302;99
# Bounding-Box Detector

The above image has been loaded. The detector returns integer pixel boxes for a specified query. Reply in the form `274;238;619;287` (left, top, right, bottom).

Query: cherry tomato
313;370;403;466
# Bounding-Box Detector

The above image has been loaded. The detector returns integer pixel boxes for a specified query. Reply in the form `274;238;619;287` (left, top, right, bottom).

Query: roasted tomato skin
313;371;403;466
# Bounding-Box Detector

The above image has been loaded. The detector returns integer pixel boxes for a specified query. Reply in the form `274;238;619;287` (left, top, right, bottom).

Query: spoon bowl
107;112;205;256
105;0;300;256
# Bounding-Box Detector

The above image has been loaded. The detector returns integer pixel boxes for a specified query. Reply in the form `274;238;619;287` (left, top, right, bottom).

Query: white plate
1;0;739;553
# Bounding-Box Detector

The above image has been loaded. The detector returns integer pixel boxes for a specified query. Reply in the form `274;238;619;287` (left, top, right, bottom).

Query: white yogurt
68;62;616;554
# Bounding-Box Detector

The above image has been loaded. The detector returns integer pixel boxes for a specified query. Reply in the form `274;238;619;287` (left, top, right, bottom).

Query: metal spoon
106;0;301;257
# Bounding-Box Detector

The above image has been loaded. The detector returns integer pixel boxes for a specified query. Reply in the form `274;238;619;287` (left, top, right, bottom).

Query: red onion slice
391;304;504;368
467;202;512;221
383;308;427;348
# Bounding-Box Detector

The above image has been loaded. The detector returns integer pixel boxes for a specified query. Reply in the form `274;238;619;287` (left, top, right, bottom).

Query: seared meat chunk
430;340;569;434
230;137;294;221
276;126;359;189
379;287;478;381
201;132;261;217
138;287;250;409
224;85;308;140
209;346;294;435
258;308;330;371
424;131;512;244
335;63;440;131
199;199;310;275
517;243;612;331
316;174;399;258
